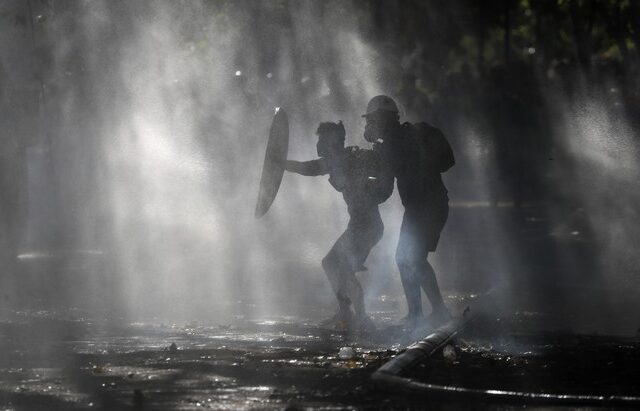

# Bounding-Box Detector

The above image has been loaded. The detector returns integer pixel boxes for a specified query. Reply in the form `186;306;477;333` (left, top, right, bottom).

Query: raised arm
285;159;328;176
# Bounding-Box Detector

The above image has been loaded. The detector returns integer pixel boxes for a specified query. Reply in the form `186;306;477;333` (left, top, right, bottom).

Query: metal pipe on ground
372;315;640;407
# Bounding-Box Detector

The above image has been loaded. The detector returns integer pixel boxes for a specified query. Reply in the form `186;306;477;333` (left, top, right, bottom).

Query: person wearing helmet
285;121;394;330
363;95;455;328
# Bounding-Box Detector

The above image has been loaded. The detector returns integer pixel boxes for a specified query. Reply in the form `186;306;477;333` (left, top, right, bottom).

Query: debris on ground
442;344;457;361
338;346;356;360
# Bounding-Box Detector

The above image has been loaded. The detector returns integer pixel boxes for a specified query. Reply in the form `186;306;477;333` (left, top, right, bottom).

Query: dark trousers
395;201;449;317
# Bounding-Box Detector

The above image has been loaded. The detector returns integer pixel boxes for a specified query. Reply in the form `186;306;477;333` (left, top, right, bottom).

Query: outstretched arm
285;159;328;176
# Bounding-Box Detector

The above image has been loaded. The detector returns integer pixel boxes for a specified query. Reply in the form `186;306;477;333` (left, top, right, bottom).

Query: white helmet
362;95;398;117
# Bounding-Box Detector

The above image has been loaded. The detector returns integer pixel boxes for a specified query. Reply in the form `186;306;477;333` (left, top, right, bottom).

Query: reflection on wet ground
0;309;434;410
3;309;639;409
405;313;640;402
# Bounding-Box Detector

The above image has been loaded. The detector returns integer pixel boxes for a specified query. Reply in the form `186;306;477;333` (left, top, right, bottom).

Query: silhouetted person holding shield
285;121;393;330
364;95;455;328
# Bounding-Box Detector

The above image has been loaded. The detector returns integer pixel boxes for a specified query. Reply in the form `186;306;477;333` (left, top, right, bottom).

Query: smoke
545;81;640;334
2;1;639;334
1;0;398;322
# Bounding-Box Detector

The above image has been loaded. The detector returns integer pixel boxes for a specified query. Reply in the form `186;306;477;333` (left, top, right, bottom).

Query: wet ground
404;313;640;407
4;308;637;410
0;308;473;410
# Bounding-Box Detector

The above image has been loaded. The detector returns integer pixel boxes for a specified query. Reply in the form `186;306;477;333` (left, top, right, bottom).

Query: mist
1;0;639;334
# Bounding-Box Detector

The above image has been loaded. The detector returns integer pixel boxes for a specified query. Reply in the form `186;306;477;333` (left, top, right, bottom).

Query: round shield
255;108;289;218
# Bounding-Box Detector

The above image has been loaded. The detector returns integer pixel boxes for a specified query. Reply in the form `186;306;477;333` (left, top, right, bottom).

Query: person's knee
323;253;348;278
396;257;415;283
395;248;415;271
423;258;435;274
397;247;429;281
321;254;335;272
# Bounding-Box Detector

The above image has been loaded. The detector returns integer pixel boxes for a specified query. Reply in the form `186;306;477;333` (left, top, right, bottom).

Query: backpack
344;146;394;204
411;122;455;173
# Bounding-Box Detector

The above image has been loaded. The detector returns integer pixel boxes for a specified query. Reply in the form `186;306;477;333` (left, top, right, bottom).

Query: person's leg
345;274;365;316
398;263;423;319
321;230;354;324
348;273;375;331
417;257;447;315
349;214;384;320
321;249;351;313
418;202;450;320
396;213;424;320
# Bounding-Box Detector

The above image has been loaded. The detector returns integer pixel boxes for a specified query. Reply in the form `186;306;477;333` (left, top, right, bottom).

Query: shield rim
254;108;289;218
